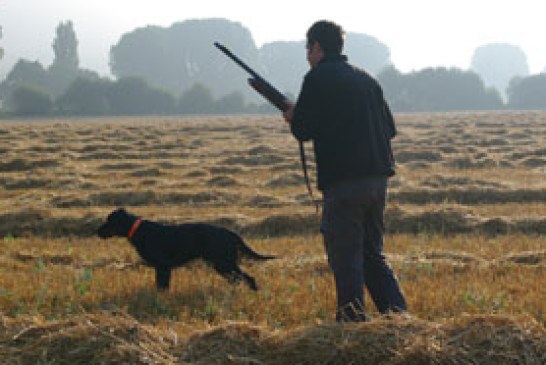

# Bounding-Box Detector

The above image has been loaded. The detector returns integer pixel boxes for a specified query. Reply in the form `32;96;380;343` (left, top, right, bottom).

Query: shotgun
214;42;289;112
214;42;317;209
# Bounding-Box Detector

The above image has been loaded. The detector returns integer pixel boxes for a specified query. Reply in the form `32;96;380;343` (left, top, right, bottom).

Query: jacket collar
319;54;348;64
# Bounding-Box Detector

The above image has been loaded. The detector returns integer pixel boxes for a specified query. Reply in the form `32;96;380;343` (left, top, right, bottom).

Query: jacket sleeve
290;73;321;142
375;84;396;139
383;101;397;139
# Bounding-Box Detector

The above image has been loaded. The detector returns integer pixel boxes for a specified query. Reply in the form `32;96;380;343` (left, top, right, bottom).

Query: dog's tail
235;236;277;261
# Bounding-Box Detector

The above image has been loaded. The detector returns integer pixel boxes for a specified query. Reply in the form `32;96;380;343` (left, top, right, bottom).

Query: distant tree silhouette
0;20;99;107
378;66;503;112
5;17;530;116
58;76;176;115
259;41;307;97
470;43;529;100
111;19;392;102
344;32;391;75
10;85;53;115
108;77;175;115
48;20;90;97
177;83;215;114
376;66;412;111
52;21;79;70
0;25;4;61
57;77;112;115
0;60;50;109
110;19;260;100
109;26;171;91
507;74;546;109
214;90;246;114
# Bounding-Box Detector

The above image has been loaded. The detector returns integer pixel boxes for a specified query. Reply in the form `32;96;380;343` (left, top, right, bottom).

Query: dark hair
306;20;345;55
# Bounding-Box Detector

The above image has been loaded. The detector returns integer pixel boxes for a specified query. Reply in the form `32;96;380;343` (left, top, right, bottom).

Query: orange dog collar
127;218;142;240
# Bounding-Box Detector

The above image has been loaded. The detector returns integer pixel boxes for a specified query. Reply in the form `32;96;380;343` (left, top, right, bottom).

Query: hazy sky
1;0;545;79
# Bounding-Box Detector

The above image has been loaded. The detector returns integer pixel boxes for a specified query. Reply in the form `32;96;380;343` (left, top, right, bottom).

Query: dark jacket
290;54;396;191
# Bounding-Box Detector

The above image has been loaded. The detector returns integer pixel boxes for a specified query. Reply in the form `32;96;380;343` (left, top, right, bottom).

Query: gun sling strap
298;140;320;212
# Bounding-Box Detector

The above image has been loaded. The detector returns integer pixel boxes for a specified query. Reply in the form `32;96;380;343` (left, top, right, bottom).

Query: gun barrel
214;42;262;80
214;41;288;112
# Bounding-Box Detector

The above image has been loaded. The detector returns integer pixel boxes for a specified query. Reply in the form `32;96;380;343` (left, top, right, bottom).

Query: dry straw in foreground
1;311;545;364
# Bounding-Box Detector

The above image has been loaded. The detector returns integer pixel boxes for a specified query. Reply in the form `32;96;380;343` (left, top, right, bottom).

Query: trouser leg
322;192;366;322
323;229;366;321
321;176;407;321
363;181;407;313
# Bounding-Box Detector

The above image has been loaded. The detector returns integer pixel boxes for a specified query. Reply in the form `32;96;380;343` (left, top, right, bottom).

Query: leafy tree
168;19;260;100
259;41;308;97
215;91;246;114
378;66;503;112
108;77;175;115
109;26;171;91
376;66;412;111
110;19;392;103
57;77;112;115
0;21;94;104
110;19;260;99
9;86;53;115
52;21;79;70
507;74;546;109
48;20;85;96
0;25;4;60
470;43;529;100
0;60;49;104
344;32;391;75
58;76;176;116
178;83;215;114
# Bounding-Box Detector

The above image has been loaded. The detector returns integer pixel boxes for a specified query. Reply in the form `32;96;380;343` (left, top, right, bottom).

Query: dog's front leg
155;267;171;290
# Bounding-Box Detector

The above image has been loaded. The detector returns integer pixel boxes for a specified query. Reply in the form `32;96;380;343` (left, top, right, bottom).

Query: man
283;20;407;321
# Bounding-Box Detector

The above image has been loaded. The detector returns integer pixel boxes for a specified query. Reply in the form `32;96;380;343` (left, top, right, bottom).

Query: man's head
306;20;345;68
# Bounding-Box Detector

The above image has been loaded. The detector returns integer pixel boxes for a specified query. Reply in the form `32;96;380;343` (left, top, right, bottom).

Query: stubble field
0;112;545;364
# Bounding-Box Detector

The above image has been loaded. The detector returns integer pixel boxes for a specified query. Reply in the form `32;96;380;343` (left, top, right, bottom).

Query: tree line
0;25;4;61
1;19;545;117
7;77;278;116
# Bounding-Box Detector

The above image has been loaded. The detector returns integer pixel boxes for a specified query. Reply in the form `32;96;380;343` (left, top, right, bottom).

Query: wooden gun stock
247;78;289;112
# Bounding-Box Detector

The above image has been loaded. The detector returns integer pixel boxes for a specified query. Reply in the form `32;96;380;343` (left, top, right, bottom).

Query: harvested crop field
1;111;545;364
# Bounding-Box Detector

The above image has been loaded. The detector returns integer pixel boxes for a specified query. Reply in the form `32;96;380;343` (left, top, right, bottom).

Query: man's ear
315;41;324;54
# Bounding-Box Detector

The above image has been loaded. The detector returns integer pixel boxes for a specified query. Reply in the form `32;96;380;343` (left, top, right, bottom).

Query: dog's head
97;208;133;239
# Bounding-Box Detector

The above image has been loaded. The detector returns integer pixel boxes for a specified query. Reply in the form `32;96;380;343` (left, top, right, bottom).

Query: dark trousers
321;176;407;321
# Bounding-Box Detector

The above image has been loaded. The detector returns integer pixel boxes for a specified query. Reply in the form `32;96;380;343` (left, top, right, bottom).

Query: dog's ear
107;208;125;221
111;207;128;218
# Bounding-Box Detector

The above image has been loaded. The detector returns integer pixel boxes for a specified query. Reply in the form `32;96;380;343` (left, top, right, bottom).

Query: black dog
97;208;275;291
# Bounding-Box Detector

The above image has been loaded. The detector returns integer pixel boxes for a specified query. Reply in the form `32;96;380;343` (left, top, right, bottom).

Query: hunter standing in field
282;20;407;321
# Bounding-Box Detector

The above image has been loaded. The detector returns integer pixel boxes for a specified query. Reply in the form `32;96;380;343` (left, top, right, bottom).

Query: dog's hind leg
155;267;172;290
213;263;239;285
214;263;258;291
237;269;258;291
